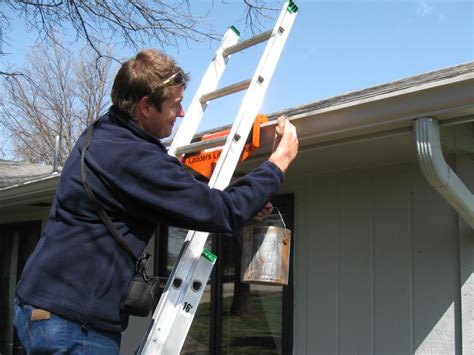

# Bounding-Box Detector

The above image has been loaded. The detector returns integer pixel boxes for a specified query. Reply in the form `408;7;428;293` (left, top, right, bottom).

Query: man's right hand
268;115;299;173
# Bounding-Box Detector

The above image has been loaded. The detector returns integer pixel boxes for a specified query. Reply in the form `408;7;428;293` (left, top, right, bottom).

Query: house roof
0;160;60;208
0;159;58;188
271;61;473;118
0;61;472;208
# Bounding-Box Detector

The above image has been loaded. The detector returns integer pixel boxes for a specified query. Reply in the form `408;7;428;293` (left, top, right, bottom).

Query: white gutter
415;117;474;229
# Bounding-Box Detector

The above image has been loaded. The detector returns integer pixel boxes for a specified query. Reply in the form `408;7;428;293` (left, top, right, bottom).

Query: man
14;49;298;353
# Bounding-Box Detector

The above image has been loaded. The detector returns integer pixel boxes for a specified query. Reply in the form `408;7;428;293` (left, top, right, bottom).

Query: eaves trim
0;173;60;208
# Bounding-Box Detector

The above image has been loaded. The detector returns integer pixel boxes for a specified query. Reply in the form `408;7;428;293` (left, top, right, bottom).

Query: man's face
136;86;185;139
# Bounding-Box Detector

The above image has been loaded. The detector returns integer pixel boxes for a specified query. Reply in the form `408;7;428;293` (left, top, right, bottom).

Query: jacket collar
108;106;167;150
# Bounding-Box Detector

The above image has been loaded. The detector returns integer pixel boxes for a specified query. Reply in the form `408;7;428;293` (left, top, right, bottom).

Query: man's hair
111;49;189;117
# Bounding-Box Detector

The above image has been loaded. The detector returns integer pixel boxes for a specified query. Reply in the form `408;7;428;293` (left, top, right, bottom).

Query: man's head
111;49;189;138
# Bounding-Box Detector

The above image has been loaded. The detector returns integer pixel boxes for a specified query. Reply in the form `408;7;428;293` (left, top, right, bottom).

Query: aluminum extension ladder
137;2;298;353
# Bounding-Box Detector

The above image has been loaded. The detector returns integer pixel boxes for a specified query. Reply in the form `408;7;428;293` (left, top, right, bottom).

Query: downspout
415;117;474;229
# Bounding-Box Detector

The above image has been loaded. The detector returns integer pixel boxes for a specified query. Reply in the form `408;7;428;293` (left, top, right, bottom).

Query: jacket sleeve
87;137;284;234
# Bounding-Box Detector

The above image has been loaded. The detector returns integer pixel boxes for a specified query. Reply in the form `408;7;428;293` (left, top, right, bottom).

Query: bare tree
0;1;278;71
0;1;280;162
0;41;112;165
74;48;112;138
243;0;280;34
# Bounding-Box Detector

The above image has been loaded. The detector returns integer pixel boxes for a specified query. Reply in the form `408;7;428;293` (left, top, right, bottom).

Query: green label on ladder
202;249;217;264
288;1;298;14
230;25;241;36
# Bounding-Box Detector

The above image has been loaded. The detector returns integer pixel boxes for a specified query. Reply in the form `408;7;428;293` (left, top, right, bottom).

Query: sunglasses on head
159;71;186;87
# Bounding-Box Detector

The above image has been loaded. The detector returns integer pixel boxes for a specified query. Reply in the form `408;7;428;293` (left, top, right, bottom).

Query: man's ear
136;96;152;118
133;96;152;129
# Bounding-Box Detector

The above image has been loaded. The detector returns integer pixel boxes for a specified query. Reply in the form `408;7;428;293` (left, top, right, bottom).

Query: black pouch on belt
121;253;162;317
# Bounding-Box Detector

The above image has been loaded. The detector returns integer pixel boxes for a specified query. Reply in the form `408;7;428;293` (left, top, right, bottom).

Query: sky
1;0;473;139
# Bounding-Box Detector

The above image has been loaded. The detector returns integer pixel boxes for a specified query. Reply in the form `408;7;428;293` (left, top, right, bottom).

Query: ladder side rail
209;4;297;190
162;248;215;353
138;232;210;354
168;28;240;156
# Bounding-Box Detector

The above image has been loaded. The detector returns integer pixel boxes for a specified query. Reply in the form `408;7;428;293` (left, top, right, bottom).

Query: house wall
283;152;473;354
0;122;471;354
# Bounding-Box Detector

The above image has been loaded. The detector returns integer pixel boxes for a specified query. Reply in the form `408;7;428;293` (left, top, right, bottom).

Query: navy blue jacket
16;107;283;332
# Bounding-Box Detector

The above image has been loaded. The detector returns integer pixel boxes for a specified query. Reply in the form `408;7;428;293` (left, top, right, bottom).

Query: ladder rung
200;79;251;103
223;30;273;57
175;135;229;155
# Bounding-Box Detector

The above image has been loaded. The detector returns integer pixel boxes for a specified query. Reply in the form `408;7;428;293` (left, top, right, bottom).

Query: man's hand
254;202;273;223
268;115;299;173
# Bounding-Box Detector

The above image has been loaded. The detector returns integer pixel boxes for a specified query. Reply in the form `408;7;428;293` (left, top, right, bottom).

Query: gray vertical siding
307;174;339;355
338;172;373;355
292;174;309;355
372;166;412;354
290;157;472;354
457;154;474;355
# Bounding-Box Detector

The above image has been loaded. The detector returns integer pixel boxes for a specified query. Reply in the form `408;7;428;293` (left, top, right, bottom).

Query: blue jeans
14;299;121;354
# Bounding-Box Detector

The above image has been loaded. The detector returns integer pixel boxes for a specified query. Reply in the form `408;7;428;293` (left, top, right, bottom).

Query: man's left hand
254;202;273;222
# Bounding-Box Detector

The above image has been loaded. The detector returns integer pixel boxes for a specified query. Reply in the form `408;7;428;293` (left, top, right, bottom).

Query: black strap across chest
80;121;139;264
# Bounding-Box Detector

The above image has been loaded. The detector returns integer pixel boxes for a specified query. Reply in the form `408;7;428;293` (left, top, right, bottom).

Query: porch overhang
0;174;60;208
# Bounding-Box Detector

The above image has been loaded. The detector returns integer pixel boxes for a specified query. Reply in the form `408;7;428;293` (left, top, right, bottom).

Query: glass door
160;194;294;354
215;194;294;354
